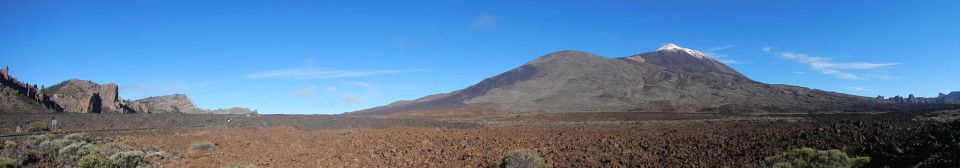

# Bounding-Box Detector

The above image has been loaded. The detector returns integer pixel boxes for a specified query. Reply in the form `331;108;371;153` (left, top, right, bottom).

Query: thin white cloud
762;47;773;54
708;45;734;51
295;86;316;98
244;69;404;79
703;45;740;64
340;93;364;104
773;50;898;80
244;58;412;80
471;14;499;28
323;86;338;93
848;87;871;91
348;81;375;89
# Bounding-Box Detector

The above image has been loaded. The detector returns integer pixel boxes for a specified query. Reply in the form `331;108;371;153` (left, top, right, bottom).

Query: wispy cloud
244;69;404;79
708;45;734;51
703;45;740;64
471;14;499;28
762;47;773;54
848;86;872;91
769;48;899;80
323;86;338;93
340;93;364;104
295;86;316;98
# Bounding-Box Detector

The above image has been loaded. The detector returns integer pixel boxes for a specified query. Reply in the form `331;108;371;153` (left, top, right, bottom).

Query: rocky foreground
121;112;959;168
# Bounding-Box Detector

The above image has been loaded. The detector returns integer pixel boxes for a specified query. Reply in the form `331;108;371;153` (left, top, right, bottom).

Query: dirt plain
3;111;959;167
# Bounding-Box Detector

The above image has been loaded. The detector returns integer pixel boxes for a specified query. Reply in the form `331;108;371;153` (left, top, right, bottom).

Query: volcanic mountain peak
654;43;709;59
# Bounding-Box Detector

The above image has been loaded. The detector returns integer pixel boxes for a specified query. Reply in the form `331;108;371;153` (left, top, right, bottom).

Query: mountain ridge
348;44;884;116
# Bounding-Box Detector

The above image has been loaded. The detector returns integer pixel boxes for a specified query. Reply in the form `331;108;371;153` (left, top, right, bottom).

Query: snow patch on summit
656;43;710;59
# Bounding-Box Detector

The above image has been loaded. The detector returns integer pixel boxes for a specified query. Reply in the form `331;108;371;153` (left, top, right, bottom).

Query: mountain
0;66;255;114
0;67;61;113
348;43;876;116
126;94;257;114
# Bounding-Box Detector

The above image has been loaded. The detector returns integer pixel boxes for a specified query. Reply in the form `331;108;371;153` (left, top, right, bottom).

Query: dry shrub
491;149;552;168
190;141;215;152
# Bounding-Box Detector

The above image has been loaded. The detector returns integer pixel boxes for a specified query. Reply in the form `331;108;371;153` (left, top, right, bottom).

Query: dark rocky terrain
350;44;883;116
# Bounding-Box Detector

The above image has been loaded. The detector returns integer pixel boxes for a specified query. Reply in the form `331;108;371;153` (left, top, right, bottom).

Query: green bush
223;163;257;168
190;141;215;152
26;122;50;132
103;142;136;156
761;148;870;168
25;134;53;146
39;139;73;151
2;141;15;150
65;133;92;143
490;149;552;168
77;154;110;168
0;156;19;168
108;150;147;168
337;130;352;136
58;142;101;163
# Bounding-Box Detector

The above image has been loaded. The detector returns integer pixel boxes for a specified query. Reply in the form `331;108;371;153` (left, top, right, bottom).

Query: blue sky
2;0;958;114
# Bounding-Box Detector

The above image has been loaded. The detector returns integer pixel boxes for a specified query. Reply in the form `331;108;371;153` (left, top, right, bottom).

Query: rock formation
127;94;256;114
45;79;129;113
880;92;960;104
349;43;876;116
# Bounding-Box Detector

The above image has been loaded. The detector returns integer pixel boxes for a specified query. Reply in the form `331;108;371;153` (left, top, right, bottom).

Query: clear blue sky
2;0;958;114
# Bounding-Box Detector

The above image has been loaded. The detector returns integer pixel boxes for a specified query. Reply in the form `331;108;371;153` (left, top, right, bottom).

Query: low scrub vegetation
108;151;147;168
64;133;92;143
0;133;170;167
58;142;101;163
224;163;258;168
26;122;50;132
490;149;552;168
190;140;215;152
0;156;18;168
337;130;352;136
761;147;870;168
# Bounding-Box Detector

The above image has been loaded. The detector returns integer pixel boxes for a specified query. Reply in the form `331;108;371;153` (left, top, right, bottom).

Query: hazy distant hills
0;67;255;114
350;44;956;116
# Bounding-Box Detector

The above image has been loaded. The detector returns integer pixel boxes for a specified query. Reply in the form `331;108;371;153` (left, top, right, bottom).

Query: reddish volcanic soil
126;116;936;168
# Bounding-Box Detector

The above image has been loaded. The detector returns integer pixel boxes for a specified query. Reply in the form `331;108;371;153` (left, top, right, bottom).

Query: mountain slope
349;43;875;116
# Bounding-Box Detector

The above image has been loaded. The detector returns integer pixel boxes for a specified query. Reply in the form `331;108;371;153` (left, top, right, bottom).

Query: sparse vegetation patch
761;147;870;168
25;122;49;132
190;140;215;152
491;149;552;168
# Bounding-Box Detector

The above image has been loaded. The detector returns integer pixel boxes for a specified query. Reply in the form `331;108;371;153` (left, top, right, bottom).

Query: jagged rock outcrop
127;94;256;114
126;94;200;113
45;79;129;113
0;67;61;112
1;66;255;114
349;43;875;116
881;92;960;104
